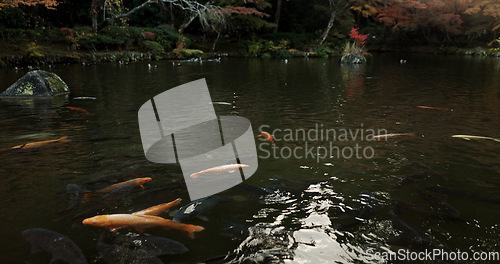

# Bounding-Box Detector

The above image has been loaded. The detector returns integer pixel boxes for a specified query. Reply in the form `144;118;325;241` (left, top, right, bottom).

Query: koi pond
0;54;499;263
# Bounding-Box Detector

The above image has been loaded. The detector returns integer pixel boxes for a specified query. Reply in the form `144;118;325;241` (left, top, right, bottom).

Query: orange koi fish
258;131;274;144
132;198;182;216
190;164;249;178
66;106;91;115
82;214;204;239
84;177;152;200
11;136;69;150
372;133;414;140
417;106;446;110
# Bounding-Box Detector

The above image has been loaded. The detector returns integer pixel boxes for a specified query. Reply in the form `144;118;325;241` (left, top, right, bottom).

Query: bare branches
162;0;228;33
113;0;158;20
95;0;228;34
96;0;157;31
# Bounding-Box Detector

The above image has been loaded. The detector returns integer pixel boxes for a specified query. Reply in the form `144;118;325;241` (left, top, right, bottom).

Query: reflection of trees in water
0;95;68;113
0;96;68;133
341;64;365;103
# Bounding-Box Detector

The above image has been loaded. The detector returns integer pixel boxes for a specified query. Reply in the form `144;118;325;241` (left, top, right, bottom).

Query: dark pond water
0;54;499;263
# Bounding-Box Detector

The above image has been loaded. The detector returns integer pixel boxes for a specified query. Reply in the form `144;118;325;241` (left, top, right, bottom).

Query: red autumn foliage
60;27;76;37
142;31;156;41
225;6;270;18
374;0;466;35
351;0;500;39
349;27;369;46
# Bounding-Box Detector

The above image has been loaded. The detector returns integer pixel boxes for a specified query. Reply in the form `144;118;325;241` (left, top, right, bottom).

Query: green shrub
261;52;271;58
40;28;60;42
272;49;290;59
247;39;263;57
246;37;292;58
146;25;178;50
263;40;275;52
98;26;131;46
25;42;44;65
156;35;173;50
317;44;331;58
236;41;247;56
76;33;98;50
140;40;165;57
262;32;312;50
96;34;128;48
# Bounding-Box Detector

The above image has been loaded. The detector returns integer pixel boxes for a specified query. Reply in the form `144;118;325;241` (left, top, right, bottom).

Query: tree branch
97;0;157;31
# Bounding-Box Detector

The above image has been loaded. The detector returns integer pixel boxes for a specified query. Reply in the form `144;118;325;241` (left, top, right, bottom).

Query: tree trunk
319;10;336;45
103;0;108;23
212;30;221;52
178;14;198;35
91;0;99;32
318;0;351;45
169;3;175;27
273;0;282;33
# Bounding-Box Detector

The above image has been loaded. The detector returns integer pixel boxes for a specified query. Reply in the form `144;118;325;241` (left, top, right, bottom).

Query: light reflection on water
0;54;499;263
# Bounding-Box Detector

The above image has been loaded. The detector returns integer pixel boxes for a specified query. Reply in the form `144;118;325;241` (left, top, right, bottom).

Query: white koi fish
372;133;414;140
452;135;500;142
190;164;249;178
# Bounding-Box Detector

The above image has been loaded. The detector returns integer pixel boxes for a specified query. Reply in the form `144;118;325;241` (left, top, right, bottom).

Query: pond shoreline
0;44;499;68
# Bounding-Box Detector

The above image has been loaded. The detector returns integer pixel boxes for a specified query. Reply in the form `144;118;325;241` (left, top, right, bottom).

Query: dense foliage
0;0;499;60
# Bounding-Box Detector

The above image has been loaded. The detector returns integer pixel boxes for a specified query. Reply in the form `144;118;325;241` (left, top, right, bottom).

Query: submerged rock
0;70;69;97
341;53;366;64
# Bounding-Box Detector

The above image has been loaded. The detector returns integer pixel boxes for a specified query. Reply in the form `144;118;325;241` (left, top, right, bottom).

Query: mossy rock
0;70;69;97
341;53;366;64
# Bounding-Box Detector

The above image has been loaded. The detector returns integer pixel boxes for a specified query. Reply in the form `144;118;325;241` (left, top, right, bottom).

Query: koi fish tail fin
187;225;204;239
83;192;93;201
59;136;70;142
13;144;27;150
407;133;415;136
168;198;182;209
190;173;200;179
494;138;500;143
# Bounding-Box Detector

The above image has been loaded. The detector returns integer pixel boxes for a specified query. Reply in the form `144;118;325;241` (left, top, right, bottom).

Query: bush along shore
1;26;500;68
0;26;347;67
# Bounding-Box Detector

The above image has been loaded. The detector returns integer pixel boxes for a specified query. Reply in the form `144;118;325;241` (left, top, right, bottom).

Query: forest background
1;0;499;65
